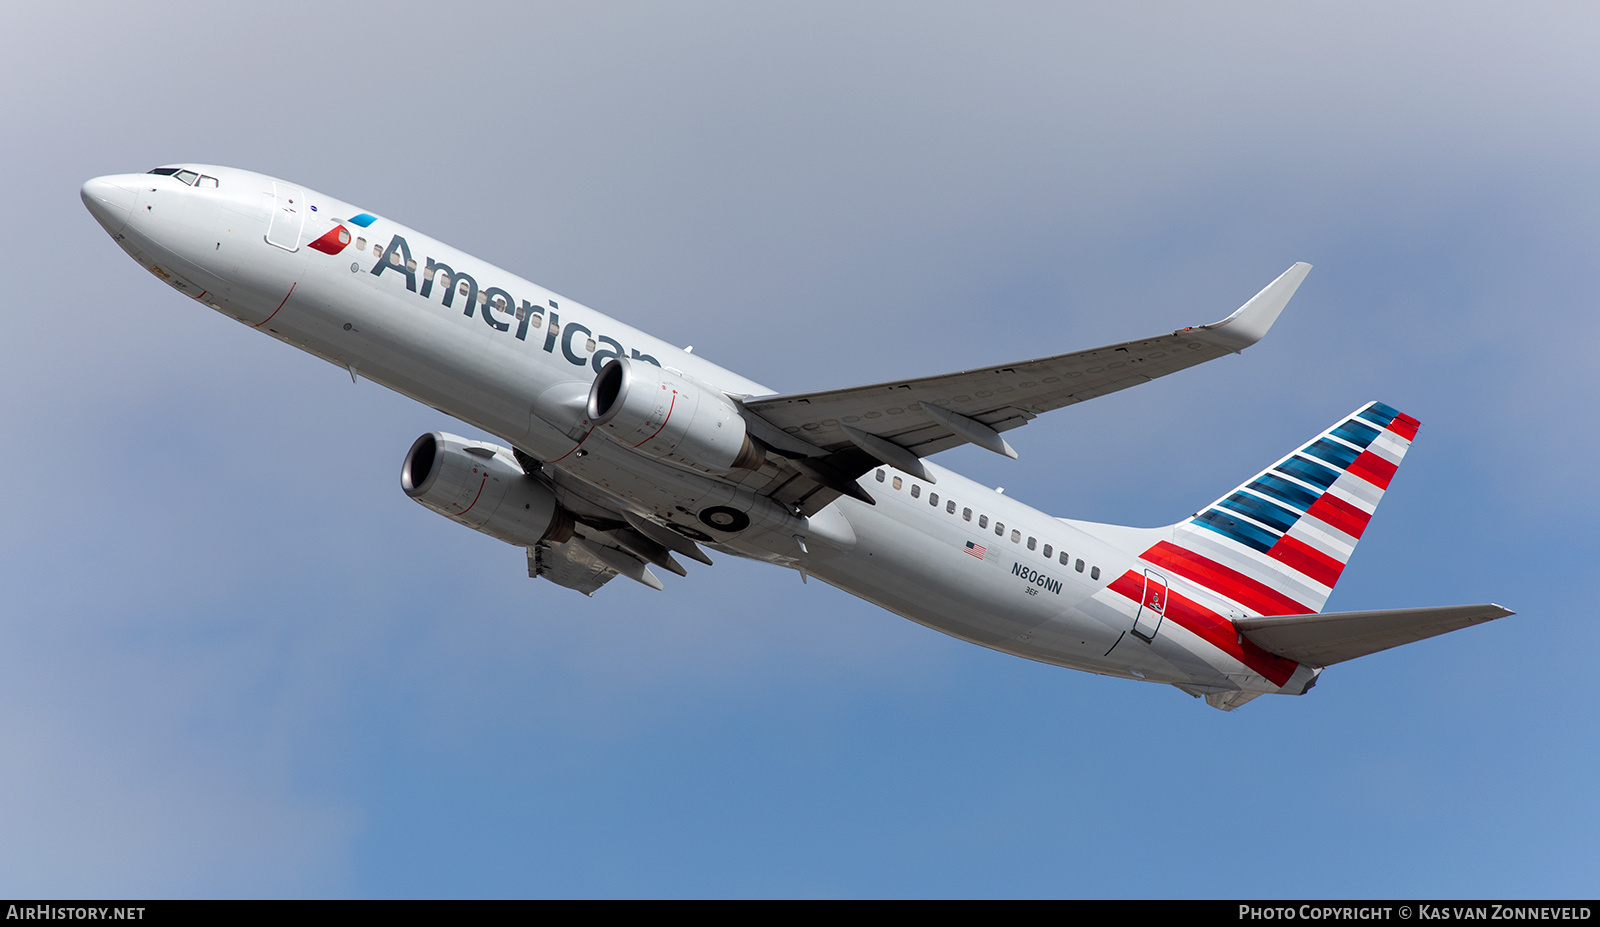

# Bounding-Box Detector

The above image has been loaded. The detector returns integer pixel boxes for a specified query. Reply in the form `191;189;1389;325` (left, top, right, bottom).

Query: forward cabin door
265;181;305;251
1132;570;1167;642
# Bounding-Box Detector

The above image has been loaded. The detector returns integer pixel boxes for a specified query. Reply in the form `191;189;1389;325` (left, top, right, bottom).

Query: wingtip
1203;262;1313;351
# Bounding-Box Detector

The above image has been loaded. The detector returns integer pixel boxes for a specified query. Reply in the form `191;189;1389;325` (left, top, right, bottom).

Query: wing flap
529;539;618;596
1234;603;1514;667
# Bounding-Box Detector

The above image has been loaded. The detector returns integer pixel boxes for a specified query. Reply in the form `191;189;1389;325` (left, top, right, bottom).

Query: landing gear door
1132;569;1167;642
265;181;305;251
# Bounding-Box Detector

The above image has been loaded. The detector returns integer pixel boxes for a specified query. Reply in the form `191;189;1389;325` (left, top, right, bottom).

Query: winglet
1200;262;1311;352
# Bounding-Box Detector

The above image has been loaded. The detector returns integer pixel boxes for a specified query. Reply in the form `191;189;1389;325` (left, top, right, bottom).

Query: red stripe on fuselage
1266;534;1344;588
1305;493;1371;539
1108;570;1298;687
1347;450;1398;490
1139;541;1313;616
1107;570;1144;602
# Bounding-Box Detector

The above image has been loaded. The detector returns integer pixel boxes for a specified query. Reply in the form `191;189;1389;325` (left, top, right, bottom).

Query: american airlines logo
362;233;662;374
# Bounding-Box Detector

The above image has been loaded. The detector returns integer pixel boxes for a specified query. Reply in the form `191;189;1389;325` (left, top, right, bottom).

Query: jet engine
402;432;573;546
586;357;764;473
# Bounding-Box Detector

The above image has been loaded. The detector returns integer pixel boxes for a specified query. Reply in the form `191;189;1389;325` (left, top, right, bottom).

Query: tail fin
1141;401;1420;616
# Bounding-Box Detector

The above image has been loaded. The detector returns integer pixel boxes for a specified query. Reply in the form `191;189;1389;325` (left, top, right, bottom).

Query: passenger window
910;485;920;498
530;314;543;328
1010;529;1021;543
390;251;403;265
356;237;367;252
1075;559;1084;573
875;470;885;482
1027;537;1036;551
947;501;956;514
585;338;597;352
994;522;1004;537
1059;551;1069;565
929;493;938;506
1091;566;1101;580
373;244;383;258
1043;544;1051;558
978;515;987;528
406;259;417;273
963;508;972;521
892;477;902;490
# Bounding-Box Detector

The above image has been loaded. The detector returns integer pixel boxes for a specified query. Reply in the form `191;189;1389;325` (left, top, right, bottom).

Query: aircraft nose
81;175;139;235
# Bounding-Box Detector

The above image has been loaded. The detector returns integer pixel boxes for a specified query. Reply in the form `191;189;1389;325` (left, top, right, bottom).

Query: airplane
81;164;1512;711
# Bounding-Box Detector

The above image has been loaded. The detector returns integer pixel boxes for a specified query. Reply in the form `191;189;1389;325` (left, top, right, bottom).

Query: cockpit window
145;168;215;187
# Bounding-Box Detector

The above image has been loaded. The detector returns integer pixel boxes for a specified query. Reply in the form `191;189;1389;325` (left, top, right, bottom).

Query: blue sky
1;1;1595;897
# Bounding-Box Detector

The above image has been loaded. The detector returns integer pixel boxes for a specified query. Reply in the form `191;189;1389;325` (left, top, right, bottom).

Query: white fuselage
83;165;1313;702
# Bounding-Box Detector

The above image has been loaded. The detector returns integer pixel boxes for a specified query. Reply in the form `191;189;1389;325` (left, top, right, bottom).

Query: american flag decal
965;541;986;560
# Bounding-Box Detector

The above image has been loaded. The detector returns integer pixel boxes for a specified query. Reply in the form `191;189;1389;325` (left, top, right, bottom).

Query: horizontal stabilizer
1235;603;1513;667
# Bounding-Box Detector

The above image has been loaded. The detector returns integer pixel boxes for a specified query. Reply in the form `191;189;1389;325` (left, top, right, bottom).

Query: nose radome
81;175;139;235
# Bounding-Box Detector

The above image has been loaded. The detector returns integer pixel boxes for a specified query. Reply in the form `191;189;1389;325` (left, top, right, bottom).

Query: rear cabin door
1132;569;1168;642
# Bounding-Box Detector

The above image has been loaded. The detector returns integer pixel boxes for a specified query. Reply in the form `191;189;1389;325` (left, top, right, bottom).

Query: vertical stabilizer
1141;402;1419;616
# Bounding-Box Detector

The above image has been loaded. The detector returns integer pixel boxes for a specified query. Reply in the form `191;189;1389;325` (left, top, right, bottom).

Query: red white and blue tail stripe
1145;401;1419;617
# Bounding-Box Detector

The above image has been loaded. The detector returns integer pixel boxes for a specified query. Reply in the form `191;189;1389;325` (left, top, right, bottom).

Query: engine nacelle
402;432;573;547
586;357;764;473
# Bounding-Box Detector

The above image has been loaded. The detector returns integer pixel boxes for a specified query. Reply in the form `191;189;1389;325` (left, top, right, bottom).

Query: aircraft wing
1235;603;1515;667
736;263;1310;514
